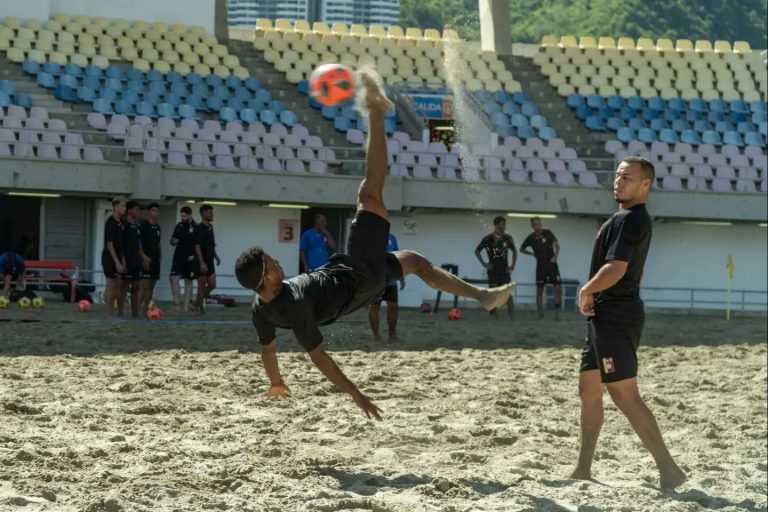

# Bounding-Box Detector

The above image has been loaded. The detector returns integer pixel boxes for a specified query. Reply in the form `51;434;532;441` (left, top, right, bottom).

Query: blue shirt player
300;214;337;272
368;233;405;343
1;250;26;297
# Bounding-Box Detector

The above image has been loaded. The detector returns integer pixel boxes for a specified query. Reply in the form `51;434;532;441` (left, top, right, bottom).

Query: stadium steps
502;55;616;174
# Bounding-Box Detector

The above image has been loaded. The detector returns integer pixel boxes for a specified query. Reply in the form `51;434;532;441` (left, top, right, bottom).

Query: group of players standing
101;198;219;317
475;215;563;320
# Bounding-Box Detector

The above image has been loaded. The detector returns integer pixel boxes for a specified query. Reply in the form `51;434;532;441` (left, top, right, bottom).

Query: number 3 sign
278;219;299;243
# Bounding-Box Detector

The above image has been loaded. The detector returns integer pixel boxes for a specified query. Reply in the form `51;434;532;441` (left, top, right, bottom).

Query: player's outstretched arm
308;346;383;421
261;340;291;398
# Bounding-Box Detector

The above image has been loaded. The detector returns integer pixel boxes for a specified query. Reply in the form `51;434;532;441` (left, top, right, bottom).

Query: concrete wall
3;0;217;33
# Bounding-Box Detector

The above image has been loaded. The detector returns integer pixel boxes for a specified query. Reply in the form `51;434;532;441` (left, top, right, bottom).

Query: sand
0;302;765;512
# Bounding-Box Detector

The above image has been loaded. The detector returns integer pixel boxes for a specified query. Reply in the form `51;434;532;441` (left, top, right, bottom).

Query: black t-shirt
172;220;197;262
140;221;161;260
589;204;652;304
476;233;515;275
521;229;558;267
196;222;216;263
103;215;124;259
123;219;142;265
251;254;362;352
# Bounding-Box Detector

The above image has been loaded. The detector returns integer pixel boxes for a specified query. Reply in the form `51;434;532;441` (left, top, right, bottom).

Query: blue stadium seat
731;111;748;124
297;80;309;95
586;95;604;109
516;125;535;139
212;85;229;99
205;74;223;88
43;62;61;76
607;117;625;130
143;91;162;105
308;97;322;109
538;126;557;140
247;98;264;112
521;103;538;116
185;72;203;85
627;96;645;111
511;113;528;128
225;97;243;111
671;119;689;132
84;65;102;78
667;98;685;112
206;96;223;111
688;98;707;112
530;114;548;129
92;98;113;114
693;119;710;133
628;118;645;131
280;110;298;127
0;91;10;107
685;110;703;122
22;59;40;75
638;128;656;143
585;116;605;130
598;106;613;119
99;89;118;102
166;94;184;107
269;100;284;114
187;95;204;110
709;99;727;113
321;106;336;120
662;109;680;122
157;103;175;117
737;121;756;134
750;101;767;113
126;79;143;93
650;118;668;131
259;109;277;125
752;112;767;124
714;121;732;133
659;129;678;143
744;132;763;146
114;100;135;115
680;129;700;144
244;77;262;92
707;111;725;123
63;63;82;76
104;77;121;91
147;70;164;82
170;82;188;96
53;86;76;102
648;96;665;111
105;66;123;80
607;95;625;110
496;125;513;138
225;75;242;89
722;131;742;145
702;130;722;145
166;71;183;83
126;68;144;81
357;117;369;132
13;93;32;108
512;92;529;104
191;83;208;97
255;89;272;104
136;101;155;117
492;112;510;127
178;104;196;119
618;107;635;121
641;107;660;120
219;107;237;122
494;90;511;104
759;123;767;137
239;108;257;123
730;99;748;114
77;86;95;102
483;101;500;115
574;105;590;120
502;103;518;116
234;87;251;101
475;90;491;102
122;91;140;104
60;74;78;88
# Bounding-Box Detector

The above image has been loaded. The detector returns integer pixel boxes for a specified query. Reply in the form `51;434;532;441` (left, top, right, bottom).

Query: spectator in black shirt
520;217;562;320
170;206;197;311
194;204;220;313
102;197;126;317
120;200;143;318
474;216;516;319
139;203;162;313
571;156;686;490
234;76;515;421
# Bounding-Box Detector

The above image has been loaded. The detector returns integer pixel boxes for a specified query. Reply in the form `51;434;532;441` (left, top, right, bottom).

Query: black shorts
488;271;511;287
198;259;215;278
171;258;197;280
122;261;142;281
377;284;399;303
141;259;161;280
580;302;645;383
536;263;561;287
347;210;403;308
102;252;120;280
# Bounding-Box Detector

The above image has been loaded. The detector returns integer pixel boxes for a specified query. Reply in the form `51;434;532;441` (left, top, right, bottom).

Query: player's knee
578;382;602;402
398;250;431;275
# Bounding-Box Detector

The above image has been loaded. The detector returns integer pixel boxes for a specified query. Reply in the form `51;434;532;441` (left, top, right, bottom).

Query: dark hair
147;202;160;209
199;204;213;215
234;246;266;290
126;200;140;210
111;197;126;207
493;216;505;226
530;216;541;224
180;206;192;215
622;156;656;182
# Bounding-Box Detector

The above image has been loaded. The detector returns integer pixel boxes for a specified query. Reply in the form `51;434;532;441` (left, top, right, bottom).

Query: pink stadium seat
694;164;714;177
711;178;733;192
549;139;566;151
239;154;259;170
654;163;668;175
297;147;314;161
225;121;244;135
191;141;211;167
0;128;13;143
48;119;66;132
547;159;566;172
203;120;221;133
284;134;302;147
684;153;704;165
276;146;294;161
263;157;282;172
241;132;260;145
13;142;34;158
125;124;145;152
697;144;716;156
143;138;161;163
659;152;682;164
538;147;557;160
234;143;252;157
307;136;323;149
651;142;669;155
398;152;416;166
558;148;577;160
0;107;4;120
526;138;543;150
29;107;48;121
412;165;433;179
568;160;587;172
578;171;599;186
407;141;426;153
687;176;708;191
1;142;13;156
735;179;757;193
174;127;194;140
87;113;107;130
42;131;61;144
84;146;104;161
2;117;22;130
285;159;306;172
516;147;534;159
729;154;750;168
508;169;527;183
744;146;764;161
180;119;200;133
486;168;505;182
491;145;512;159
760;180;767;193
627;141;646;154
527;158;546;172
37;143;57;159
605;140;623;154
503;136;521;148
392;131;410;144
248;123;266;136
389;164;407;177
309;160;326;173
531;170;552;184
708;154;727;167
20;125;41;141
419;154;439;167
347;129;365;145
292;125;309;140
270;124;288;137
198;129;216;142
471;142;490;155
714;166;735;179
7;105;26;120
220;130;238;143
167;140;189;166
555;171;575;185
216;154;236;169
156;118;175;138
262;133;280;146
440;154;459;169
661;175;683;190
720;145;741;158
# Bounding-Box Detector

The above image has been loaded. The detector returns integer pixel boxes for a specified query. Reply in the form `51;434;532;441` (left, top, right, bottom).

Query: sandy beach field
0;302;765;512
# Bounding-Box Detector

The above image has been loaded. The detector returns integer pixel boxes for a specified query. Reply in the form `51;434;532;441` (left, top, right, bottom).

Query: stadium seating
0;79;33;107
0;105;104;160
473;90;557;140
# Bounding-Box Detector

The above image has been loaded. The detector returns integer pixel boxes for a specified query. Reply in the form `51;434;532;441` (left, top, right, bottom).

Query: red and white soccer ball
448;308;463;321
78;299;92;312
309;64;356;106
147;307;164;321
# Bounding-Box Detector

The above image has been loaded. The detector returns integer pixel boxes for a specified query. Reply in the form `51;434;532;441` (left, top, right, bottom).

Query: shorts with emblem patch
580;301;644;383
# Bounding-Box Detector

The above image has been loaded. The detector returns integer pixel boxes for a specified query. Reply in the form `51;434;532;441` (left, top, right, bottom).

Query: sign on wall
405;95;454;119
278;219;299;243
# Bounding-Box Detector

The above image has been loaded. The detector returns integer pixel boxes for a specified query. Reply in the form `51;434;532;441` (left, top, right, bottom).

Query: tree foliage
399;0;768;49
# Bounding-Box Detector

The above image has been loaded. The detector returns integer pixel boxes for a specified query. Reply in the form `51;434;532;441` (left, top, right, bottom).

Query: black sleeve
520;234;532;251
606;215;641;262
105;220;117;244
475;235;490;253
251;309;277;345
285;299;323;352
171;223;183;241
546;230;558;242
507;235;516;252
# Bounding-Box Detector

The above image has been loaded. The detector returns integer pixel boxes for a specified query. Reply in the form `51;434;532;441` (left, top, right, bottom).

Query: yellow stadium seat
274;19;292;31
637;38;654;51
200;34;217;46
93;16;110;29
733;41;751;54
595;37;615;51
152;22;168;34
13;39;32;51
22;18;42;31
156;39;173;52
212;44;228;57
170;22;190;35
579;36;597;49
406;27;423;39
125;27;144;40
105;26;123;39
37;29;56;43
253;37;269;51
121;47;139;60
162;50;179;63
91;55;109;69
388;26;405;39
233;66;249;79
117;36;135;49
164;31;181;44
313;22;331;34
295;20;311;32
26;49;46;64
4;17;22;31
141;48;159;61
559;35;578;48
145;30;163;42
42;20;62;32
172;61;190;74
101;46;118;59
97;34;115;47
189;25;205;38
676;39;694;52
713;40;732;53
79;45;97;58
69;53;89;67
52;13;70;26
423;28;441;41
48;51;67;65
78;33;95;46
695;40;713;52
617;37;635;50
17;27;36;40
347;23;364;36
130;58;149;72
213;64;230;77
72;15;90;26
0;26;12;40
203;53;219;67
6;47;24;63
112;18;130;30
193;63;210;76
132;20;149;32
137;38;154;51
540;35;557;47
369;25;386;38
442;28;460;41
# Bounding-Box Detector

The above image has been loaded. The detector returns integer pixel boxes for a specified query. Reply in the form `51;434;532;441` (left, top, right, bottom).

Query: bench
22;260;79;302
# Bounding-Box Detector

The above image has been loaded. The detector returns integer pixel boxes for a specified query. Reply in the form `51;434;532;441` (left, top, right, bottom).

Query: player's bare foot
387;336;399;343
373;334;383;342
360;74;393;112
660;467;687;490
479;283;516;312
569;467;592;481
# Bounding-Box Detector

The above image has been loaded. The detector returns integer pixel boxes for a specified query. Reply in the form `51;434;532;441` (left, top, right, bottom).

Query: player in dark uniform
233;75;515;420
194;204;220;314
139;202;162;313
170;206;197;312
120;200;143;318
474;216;517;319
571;156;686;490
368;232;405;342
520;217;562;320
102;197;126;317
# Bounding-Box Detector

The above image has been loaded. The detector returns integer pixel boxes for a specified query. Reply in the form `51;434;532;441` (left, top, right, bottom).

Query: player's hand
115;262;125;274
215;256;221;266
482;262;492;270
578;289;595;317
352;391;383;421
142;256;151;270
551;256;557;263
200;263;209;274
264;383;292;399
508;265;515;272
399;279;406;291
